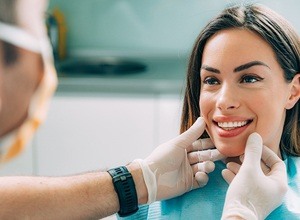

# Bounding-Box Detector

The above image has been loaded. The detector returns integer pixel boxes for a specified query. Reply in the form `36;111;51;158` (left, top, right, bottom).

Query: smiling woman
178;3;300;219
182;6;300;158
118;3;300;220
199;28;296;157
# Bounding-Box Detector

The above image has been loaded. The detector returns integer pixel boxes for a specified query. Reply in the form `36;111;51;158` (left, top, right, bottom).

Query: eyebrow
200;61;270;74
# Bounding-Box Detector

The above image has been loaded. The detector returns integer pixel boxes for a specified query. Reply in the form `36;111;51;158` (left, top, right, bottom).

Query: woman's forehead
201;29;278;69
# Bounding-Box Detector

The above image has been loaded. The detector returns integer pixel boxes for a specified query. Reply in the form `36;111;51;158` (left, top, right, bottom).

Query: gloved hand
221;133;288;220
187;137;225;186
135;117;216;203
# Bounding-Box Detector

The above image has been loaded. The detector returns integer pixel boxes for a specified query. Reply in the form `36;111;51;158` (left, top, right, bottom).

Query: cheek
199;93;216;141
254;101;286;150
199;92;212;118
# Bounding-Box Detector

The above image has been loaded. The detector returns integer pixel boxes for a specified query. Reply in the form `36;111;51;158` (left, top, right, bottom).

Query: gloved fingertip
239;154;245;163
247;132;262;145
197;161;215;173
179;117;206;147
205;161;215;173
193;117;205;128
221;169;234;184
244;132;263;165
195;172;209;187
221;169;227;177
196;116;204;121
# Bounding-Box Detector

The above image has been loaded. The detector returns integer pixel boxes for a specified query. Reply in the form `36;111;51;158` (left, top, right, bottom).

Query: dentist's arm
0;117;209;219
221;133;288;220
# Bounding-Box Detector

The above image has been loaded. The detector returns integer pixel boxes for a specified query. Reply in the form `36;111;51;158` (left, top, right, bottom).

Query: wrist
107;166;139;217
222;209;257;220
126;161;148;204
222;201;258;220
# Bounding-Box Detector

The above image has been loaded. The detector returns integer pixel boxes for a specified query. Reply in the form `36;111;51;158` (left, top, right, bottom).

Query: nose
216;84;240;111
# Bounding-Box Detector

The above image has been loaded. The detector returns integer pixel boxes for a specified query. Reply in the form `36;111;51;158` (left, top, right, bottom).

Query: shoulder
285;156;300;181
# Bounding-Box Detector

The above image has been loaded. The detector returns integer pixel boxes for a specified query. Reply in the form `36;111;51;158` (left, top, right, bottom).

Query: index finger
187;138;214;152
188;149;226;164
172;117;206;148
201;149;226;162
243;132;263;168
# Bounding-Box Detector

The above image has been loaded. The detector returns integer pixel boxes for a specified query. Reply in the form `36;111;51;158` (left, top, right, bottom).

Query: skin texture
199;28;299;158
0;162;147;219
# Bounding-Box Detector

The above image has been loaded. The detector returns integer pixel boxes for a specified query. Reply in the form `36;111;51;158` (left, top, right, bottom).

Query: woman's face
199;28;293;157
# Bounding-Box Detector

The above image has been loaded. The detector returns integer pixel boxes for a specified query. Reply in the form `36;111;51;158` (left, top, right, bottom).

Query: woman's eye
203;77;219;85
240;75;264;83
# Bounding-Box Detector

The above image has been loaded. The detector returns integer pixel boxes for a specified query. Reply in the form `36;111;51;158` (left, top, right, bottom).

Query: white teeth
218;121;248;130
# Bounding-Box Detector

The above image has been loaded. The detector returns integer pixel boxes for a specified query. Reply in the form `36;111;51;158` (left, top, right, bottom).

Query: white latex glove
135;117;211;203
187;137;225;186
221;133;288;220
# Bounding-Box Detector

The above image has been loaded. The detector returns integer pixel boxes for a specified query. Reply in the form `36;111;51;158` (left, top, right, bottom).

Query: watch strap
108;166;138;217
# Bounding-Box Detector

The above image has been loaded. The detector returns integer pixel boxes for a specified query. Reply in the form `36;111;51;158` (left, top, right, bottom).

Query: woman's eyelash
202;74;264;85
202;77;219;85
240;74;264;83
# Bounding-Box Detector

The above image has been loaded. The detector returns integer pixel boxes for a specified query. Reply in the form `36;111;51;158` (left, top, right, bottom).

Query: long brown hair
181;4;300;156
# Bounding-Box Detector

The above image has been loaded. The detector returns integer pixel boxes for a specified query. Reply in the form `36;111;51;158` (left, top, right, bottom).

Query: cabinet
157;95;182;144
0;92;182;177
35;93;182;176
35;93;155;175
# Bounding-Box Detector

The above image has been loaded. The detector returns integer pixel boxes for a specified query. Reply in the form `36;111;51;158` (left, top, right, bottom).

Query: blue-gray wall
48;0;300;57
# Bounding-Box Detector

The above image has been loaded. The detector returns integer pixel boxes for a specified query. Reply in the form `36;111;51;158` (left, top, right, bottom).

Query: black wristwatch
108;166;139;217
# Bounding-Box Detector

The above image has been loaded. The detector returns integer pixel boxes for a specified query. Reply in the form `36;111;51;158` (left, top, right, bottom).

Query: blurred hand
221;133;288;220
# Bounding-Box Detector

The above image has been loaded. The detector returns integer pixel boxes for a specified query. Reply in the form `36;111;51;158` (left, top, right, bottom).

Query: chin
215;142;245;157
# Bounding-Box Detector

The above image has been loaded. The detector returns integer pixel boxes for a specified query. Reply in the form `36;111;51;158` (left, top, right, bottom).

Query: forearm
0;163;147;219
0;172;117;219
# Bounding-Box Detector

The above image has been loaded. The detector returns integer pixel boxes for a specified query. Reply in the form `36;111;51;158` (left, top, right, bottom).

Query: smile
217;120;251;130
212;118;253;138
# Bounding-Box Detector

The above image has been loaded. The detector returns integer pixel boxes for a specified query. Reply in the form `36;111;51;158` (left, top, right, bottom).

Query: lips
212;117;253;137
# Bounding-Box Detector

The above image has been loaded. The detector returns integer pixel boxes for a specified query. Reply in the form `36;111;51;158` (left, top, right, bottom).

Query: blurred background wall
48;0;300;57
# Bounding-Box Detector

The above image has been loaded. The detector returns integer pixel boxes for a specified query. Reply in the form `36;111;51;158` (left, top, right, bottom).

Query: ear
285;74;300;110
